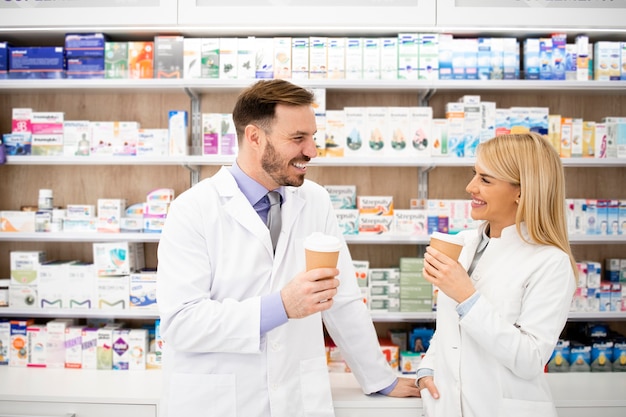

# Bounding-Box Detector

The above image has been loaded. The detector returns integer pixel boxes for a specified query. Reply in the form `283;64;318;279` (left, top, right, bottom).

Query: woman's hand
417;375;440;399
423;246;475;304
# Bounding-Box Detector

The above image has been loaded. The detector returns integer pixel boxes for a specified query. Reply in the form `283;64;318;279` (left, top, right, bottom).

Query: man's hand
281;268;339;319
387;377;421;397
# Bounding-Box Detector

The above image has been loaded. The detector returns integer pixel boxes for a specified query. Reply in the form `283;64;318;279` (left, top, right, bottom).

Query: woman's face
465;160;520;237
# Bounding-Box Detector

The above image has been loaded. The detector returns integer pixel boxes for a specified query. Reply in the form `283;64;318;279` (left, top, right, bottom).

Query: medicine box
200;38;220;79
65;33;106;57
9;46;65;79
2;133;31;156
154;36;184;79
26;324;47;368
66;56;105;79
0;42;9;78
81;327;98;369
308;37;327;79
129;272;157;309
291;37;309;80
97;275;130;310
274;36;292;79
8;285;38;309
334;209;359;236
344;37;363;80
183;37;202;79
168;110;189;156
10;320;34;367
47;319;75;368
104;42;129;79
0;320;9;365
201;113;221;156
10;251;46;285
380;37;398;80
362;37;380;80
128;328;148;371
112;328;132;370
38;260;76;309
137;128;168;156
254;37;274;79
357;196;394;215
65;325;84;369
128;41;154;79
0;211;35;233
325;185;357;210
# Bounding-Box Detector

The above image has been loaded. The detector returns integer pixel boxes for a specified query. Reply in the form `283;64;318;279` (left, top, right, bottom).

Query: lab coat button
271;342;281;351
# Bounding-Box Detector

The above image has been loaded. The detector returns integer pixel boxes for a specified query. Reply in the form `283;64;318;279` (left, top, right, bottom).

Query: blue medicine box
66;57;105;79
0;42;9;78
9;46;65;79
65;33;107;57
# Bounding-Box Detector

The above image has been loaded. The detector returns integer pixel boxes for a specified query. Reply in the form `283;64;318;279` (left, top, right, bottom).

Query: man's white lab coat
157;167;395;417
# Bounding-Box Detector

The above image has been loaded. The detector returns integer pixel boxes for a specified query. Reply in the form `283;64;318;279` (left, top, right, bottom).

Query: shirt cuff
456;291;480;318
377;378;398;395
260;292;289;334
415;368;434;388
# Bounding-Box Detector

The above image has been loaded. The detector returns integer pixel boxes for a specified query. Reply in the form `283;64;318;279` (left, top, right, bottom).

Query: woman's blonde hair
476;133;577;278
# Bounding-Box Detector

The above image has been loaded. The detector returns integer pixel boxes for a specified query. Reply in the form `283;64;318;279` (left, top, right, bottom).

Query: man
156;79;419;417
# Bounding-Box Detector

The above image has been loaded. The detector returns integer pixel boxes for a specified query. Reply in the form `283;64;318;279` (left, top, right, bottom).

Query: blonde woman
416;133;577;417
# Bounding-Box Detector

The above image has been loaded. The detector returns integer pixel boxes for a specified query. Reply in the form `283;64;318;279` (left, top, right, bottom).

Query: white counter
1;368;625;417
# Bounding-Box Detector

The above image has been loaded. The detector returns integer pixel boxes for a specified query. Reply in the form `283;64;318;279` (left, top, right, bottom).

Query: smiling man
156;79;419;417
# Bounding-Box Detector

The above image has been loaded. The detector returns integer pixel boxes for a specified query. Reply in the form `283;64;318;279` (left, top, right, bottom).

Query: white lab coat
418;223;576;417
156;167;395;417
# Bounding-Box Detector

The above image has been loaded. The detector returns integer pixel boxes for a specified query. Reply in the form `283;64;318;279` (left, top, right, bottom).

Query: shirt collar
230;160;284;206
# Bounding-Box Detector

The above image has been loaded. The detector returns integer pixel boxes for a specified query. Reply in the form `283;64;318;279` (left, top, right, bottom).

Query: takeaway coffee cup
429;231;464;261
304;232;342;271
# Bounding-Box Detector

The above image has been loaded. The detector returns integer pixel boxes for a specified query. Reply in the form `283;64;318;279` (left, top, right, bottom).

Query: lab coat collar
213;167;306;261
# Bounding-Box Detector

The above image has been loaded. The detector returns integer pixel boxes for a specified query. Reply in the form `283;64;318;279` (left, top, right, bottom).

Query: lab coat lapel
213;167;274;255
458;227;483;271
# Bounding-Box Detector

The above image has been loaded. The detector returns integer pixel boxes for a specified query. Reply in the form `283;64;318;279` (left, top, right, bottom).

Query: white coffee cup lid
430;231;465;246
304;232;342;252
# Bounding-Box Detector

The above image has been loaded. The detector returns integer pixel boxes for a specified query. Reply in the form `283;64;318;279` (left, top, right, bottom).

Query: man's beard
261;138;308;187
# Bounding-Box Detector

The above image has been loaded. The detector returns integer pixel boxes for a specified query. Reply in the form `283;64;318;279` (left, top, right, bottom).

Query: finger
312;278;339;293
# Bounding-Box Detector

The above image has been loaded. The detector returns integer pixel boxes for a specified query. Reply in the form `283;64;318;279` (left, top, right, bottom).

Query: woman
416;132;577;417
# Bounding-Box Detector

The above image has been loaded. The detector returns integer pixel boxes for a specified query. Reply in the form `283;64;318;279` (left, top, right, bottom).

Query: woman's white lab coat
156;167;395;417
418;223;576;417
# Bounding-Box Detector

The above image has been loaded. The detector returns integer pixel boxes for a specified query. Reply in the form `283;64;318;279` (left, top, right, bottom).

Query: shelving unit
1;1;626;415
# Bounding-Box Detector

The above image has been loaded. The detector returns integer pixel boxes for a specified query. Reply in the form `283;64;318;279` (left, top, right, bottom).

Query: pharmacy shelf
6;155;626;168
0;232;160;243
369;311;626;323
566;312;626;322
1;232;624;245
569;235;626;245
4;308;621;322
0;79;625;95
0;307;158;320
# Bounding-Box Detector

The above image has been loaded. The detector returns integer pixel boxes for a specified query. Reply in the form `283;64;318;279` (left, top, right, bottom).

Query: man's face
260;104;318;188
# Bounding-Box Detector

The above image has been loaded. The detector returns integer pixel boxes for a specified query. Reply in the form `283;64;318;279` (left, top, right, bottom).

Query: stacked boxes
368;268;400;313
399;257;433;313
93;241;145;310
9;251;46;309
65;33;106;79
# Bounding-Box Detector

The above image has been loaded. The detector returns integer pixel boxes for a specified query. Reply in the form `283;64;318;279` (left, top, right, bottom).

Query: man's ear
244;124;262;148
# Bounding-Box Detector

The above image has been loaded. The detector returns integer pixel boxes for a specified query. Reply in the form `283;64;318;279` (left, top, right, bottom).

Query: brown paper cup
429;232;464;261
305;249;340;271
304;232;342;271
